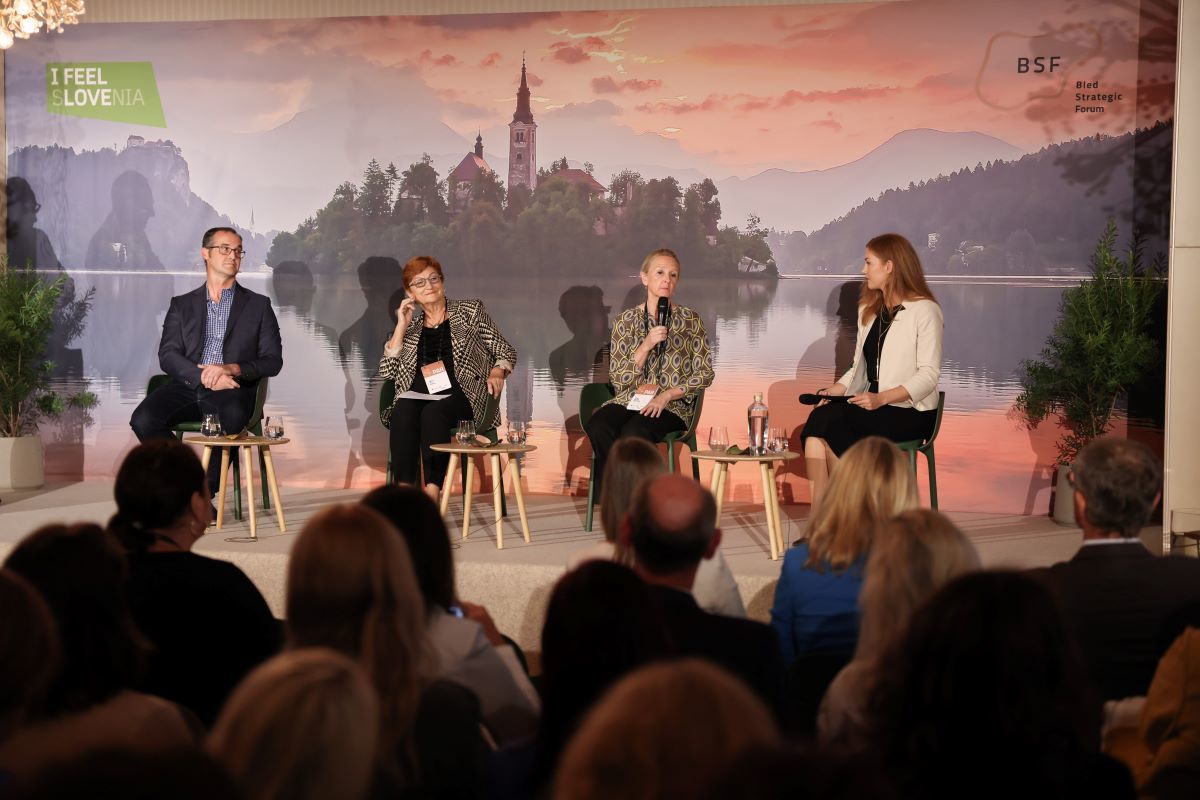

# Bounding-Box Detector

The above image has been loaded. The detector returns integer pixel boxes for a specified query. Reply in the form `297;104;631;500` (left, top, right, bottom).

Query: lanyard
642;306;670;384
874;305;903;381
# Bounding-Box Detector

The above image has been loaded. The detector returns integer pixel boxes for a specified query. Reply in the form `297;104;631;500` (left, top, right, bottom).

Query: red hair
402;256;443;288
860;234;936;325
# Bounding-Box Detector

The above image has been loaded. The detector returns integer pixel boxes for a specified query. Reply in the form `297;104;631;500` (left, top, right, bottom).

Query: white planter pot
0;435;45;490
1051;464;1076;525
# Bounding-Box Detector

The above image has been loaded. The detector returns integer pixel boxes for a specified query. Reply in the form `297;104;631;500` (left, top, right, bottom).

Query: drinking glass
708;425;728;452
201;413;221;438
456;420;475;445
507;421;528;445
769;427;787;453
264;415;285;439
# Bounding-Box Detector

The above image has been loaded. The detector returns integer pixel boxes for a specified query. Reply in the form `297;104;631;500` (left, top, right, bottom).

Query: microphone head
656;296;669;325
798;393;823;405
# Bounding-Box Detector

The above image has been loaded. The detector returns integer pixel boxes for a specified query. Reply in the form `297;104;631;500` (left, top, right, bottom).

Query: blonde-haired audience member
554;659;779;800
568;437;746;618
770;437;918;662
210;648;379;800
818;509;979;745
286;504;485;798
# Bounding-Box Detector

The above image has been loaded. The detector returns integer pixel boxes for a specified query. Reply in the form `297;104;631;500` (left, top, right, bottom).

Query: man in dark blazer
130;227;282;496
1032;438;1200;700
621;473;784;713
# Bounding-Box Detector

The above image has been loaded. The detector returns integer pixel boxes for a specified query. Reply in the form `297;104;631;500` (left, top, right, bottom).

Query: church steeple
512;54;534;124
474;131;483;158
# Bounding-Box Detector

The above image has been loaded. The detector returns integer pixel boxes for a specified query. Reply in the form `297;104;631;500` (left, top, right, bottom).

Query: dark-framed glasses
409;274;443;289
207;244;246;258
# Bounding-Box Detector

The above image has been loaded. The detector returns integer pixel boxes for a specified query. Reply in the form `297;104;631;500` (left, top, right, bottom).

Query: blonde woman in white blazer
801;234;943;508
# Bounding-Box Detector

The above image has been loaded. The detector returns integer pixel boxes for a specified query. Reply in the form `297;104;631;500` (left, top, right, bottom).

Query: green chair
580;383;705;532
146;374;271;519
382;379;505;516
896;391;945;509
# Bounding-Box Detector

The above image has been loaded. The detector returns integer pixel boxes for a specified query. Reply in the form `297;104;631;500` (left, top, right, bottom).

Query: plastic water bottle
748;392;769;455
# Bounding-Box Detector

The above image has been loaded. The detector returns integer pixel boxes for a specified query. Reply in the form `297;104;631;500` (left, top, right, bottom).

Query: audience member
568;437;746;618
621;474;784;709
109;440;281;727
703;745;896;800
12;747;240;800
554;659;778;800
286;504;486;798
1031;437;1200;701
771;436;917;662
361;484;539;745
1134;626;1200;798
0;524;193;779
0;569;59;745
818;509;979;745
209;648;378;800
867;571;1133;799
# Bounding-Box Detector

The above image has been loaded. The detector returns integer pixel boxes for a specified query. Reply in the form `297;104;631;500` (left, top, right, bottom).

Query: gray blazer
378;298;516;430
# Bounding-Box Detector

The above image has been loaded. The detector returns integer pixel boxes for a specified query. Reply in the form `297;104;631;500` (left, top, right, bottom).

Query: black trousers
584;403;685;501
800;401;936;457
388;389;475;488
130;379;258;493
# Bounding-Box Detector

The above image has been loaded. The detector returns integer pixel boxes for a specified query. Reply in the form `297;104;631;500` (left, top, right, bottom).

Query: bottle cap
754;392;763;402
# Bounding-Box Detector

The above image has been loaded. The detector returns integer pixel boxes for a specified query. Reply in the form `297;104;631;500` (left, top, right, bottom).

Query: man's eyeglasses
409;274;443;290
206;244;246;258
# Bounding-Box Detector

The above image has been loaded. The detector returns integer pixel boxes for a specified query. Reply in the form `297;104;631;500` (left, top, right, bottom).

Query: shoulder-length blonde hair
600;438;667;563
804;437;917;572
285;504;427;782
639;248;681;275
859;233;938;325
855;509;980;661
209;648;379;800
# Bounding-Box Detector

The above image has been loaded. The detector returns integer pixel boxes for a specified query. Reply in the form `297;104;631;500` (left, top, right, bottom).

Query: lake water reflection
40;268;1157;515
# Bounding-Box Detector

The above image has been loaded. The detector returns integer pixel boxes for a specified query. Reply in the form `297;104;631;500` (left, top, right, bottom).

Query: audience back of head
360;484;455;613
108;439;208;552
625;473;717;576
4;523;147;715
0;569;60;741
12;747;240;800
554;659;779;800
804;436;917;571
209;648;379;800
600;438;666;557
1072;437;1162;537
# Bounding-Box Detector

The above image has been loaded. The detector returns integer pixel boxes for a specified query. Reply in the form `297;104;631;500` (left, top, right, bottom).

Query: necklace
874;304;903;386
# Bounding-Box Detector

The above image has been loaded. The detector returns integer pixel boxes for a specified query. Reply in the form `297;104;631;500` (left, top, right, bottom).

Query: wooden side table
185;435;288;541
690;450;801;560
430;442;536;549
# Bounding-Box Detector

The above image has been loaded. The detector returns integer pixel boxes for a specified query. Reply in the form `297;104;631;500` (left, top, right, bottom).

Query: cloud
547;16;635;40
635;94;726;114
526;72;544;87
773;86;899;106
545;99;622;119
480;52;502;68
416;49;459;67
414;12;560;35
810;119;843;131
591;76;662;93
550;42;590;64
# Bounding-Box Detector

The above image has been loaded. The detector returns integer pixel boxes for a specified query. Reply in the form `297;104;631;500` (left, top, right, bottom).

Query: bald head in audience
621;474;721;590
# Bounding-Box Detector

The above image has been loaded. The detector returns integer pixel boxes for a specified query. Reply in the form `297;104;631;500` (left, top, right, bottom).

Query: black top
862;306;900;393
409;320;459;394
125;550;282;727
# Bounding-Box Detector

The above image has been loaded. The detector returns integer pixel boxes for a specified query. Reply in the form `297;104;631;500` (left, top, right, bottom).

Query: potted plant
1013;220;1164;523
0;259;96;489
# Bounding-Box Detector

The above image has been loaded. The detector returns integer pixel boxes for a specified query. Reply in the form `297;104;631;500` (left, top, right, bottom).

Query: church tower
508;56;537;191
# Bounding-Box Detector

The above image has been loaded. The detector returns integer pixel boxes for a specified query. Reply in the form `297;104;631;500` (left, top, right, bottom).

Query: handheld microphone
798;393;854;405
656;297;670;356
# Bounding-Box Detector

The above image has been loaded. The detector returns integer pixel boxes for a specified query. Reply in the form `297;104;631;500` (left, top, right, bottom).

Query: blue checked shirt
201;285;235;367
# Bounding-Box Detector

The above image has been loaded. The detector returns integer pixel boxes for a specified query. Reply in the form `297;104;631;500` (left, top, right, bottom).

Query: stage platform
0;481;1162;654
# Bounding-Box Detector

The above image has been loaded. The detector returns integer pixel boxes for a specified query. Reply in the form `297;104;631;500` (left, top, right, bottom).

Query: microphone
656;297;669;356
798;393;853;405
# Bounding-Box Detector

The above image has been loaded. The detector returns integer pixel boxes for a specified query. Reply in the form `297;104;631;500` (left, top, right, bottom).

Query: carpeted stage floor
0;481;1161;654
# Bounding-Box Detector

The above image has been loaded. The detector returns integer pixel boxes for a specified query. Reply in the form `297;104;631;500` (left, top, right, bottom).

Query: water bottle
748;392;769;455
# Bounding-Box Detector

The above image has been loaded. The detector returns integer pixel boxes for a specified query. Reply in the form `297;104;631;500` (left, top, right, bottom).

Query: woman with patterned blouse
378;256;516;504
585;248;715;499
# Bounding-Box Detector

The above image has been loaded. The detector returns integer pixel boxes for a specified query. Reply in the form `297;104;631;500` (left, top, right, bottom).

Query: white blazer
837;298;943;412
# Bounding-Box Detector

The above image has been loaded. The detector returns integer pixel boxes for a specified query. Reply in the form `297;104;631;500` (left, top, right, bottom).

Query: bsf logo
1017;56;1061;73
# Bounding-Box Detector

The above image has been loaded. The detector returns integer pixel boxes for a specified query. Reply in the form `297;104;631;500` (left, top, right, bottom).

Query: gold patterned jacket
378;298;516;430
603;304;715;426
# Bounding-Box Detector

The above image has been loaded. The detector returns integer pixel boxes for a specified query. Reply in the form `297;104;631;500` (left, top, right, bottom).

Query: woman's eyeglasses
409;275;443;290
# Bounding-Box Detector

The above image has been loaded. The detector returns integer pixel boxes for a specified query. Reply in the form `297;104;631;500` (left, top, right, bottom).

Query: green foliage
0;260;98;437
1013;220;1164;465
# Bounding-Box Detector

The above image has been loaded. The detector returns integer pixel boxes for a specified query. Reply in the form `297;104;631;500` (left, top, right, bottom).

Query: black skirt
800;401;937;457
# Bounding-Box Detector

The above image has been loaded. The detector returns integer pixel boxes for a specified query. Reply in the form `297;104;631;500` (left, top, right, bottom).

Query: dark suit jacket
648;584;785;713
1031;542;1200;700
158;283;282;389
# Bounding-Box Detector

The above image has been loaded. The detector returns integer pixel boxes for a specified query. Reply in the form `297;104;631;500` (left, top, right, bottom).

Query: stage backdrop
4;0;1175;515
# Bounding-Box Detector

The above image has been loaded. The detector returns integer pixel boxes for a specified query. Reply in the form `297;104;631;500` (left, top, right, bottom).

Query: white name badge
626;384;659;411
421;361;452;393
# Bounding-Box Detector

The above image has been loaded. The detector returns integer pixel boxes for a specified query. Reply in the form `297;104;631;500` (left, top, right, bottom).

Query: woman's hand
816;384;847;407
848;391;885;411
459;601;504;647
639;325;668;355
640;390;674;418
396;297;416;332
487;367;507;399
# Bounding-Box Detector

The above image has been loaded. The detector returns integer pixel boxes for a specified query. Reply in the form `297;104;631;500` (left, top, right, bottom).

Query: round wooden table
430;442;536;549
691;449;801;560
184;435;288;541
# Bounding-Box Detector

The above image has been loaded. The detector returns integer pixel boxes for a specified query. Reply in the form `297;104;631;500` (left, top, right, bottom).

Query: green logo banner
46;62;166;127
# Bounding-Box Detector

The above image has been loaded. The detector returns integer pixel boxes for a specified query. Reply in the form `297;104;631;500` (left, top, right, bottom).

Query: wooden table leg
714;463;728;523
261;447;287;532
200;446;212;472
216;448;230;528
511;455;531;543
768;463;785;556
759;461;778;561
490;453;504;549
708;461;723;522
461;457;475;540
242;446;258;541
440;453;458;518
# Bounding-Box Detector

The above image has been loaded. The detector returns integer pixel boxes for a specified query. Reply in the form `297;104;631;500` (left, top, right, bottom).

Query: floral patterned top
603;304;715;426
